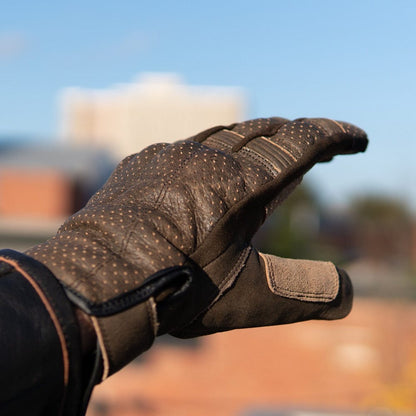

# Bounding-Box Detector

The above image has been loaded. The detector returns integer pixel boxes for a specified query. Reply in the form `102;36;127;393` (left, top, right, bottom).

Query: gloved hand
26;117;368;380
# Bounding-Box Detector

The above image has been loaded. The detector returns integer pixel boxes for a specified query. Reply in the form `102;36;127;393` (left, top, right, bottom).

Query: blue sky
1;1;415;209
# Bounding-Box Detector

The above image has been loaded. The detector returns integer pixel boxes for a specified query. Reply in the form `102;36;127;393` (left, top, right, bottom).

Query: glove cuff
0;249;93;415
92;300;157;378
26;237;205;377
23;244;159;379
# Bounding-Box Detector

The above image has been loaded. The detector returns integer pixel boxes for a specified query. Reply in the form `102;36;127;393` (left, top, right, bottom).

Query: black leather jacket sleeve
0;250;99;416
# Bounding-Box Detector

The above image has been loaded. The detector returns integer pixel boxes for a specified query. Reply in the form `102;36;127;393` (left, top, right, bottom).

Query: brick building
0;142;114;250
87;298;416;416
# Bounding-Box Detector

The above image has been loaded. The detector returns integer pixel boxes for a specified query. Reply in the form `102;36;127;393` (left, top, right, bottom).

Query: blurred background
1;1;416;415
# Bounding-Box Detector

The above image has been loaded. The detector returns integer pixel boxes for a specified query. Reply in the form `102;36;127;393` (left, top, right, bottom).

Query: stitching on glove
328;119;347;133
184;246;252;329
258;136;298;162
191;124;236;143
231;121;287;152
224;129;245;139
240;147;281;176
91;316;110;381
217;246;252;294
146;297;158;336
206;136;234;150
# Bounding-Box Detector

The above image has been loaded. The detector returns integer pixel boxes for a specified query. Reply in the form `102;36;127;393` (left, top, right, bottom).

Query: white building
60;73;247;159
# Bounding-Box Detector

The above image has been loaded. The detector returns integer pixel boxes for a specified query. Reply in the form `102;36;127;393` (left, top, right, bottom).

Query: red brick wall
0;168;73;218
87;299;416;416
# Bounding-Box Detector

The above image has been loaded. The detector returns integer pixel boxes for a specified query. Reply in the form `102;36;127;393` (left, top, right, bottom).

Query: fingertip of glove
321;267;354;320
314;118;369;154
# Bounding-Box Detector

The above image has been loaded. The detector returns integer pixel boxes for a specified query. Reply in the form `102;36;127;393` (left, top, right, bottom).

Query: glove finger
191;117;287;151
189;117;289;145
230;117;290;148
240;117;367;182
188;117;367;245
173;248;353;338
195;117;367;196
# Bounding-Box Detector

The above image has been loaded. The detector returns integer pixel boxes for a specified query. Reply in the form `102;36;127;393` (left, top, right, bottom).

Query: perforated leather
26;117;368;375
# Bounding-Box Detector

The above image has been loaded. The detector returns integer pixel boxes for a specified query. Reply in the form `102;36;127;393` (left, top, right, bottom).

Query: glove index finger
238;117;368;178
295;117;368;156
227;117;368;218
192;117;367;192
189;117;368;266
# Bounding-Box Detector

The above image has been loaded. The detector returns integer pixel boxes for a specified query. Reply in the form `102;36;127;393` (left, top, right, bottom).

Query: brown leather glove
26;117;368;380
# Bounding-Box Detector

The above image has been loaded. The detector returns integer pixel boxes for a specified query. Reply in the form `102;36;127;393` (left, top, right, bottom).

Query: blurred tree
349;195;413;264
254;182;322;259
350;195;411;225
255;186;416;276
